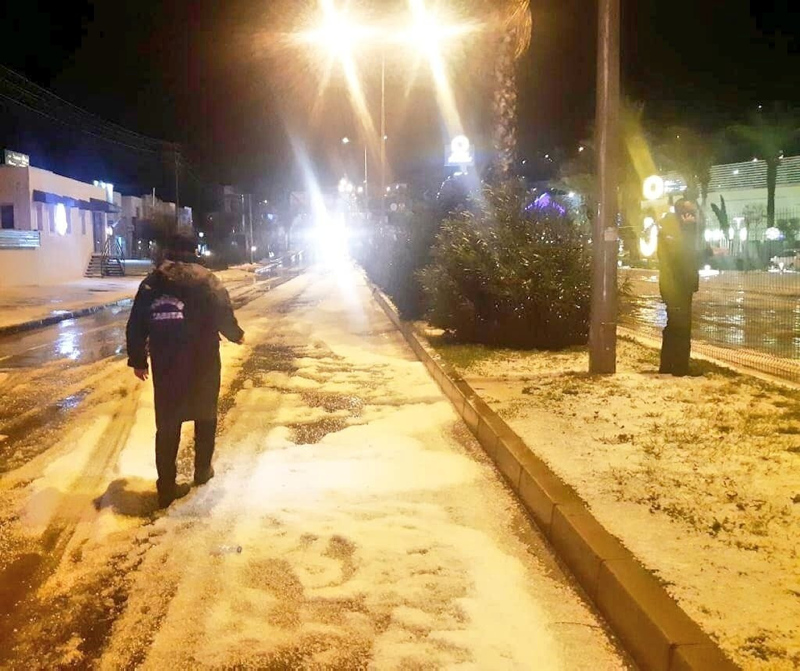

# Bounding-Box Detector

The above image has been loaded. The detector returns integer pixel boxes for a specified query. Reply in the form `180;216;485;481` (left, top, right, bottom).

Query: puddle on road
272;296;320;315
300;392;365;416
0;553;46;619
218;344;301;421
0;526;63;664
245;344;300;376
289;417;349;444
0;521;143;667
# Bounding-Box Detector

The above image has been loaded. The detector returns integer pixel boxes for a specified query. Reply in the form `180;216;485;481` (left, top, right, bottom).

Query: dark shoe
157;481;191;509
194;466;215;487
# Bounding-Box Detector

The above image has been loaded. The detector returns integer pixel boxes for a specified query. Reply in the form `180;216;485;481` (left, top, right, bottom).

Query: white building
646;156;800;239
703;157;800;240
0;163;118;286
116;194;193;260
639;156;800;267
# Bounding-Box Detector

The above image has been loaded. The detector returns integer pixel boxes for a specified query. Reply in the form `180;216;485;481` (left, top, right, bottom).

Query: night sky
1;0;799;206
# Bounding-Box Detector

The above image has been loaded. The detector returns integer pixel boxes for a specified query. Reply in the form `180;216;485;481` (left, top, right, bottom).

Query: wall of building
704;185;800;220
0;166;32;230
121;196;143;219
0;167;108;285
0;204;94;285
28;167;107;205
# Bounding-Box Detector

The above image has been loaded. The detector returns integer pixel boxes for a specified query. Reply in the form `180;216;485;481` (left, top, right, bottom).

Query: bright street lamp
295;2;478;218
341;136;369;201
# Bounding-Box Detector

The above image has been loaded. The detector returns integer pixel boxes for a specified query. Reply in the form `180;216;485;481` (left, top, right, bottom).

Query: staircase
85;253;104;277
85;238;126;277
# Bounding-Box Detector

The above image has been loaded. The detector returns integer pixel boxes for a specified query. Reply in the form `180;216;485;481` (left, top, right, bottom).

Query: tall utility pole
364;146;369;203
240;193;246;259
379;50;386;222
589;0;620;374
248;194;254;263
174;144;180;228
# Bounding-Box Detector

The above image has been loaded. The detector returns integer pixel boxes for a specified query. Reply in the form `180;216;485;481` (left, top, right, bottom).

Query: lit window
55;203;68;236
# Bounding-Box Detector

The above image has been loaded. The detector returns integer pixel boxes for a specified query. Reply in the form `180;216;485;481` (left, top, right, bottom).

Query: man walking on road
658;198;700;376
126;233;244;508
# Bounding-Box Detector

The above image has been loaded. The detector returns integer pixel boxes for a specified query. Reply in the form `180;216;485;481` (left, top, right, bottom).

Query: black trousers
155;419;217;496
660;296;693;376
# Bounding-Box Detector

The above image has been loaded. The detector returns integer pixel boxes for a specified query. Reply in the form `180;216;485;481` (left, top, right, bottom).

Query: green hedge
419;184;592;349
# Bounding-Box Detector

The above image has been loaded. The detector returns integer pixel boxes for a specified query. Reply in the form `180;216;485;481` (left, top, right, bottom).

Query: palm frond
504;0;532;59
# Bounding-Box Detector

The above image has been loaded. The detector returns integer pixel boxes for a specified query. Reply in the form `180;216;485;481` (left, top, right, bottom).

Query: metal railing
620;267;800;382
101;237;126;276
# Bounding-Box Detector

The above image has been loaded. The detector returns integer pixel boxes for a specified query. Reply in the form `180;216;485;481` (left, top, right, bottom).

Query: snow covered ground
0;264;627;669
432;336;800;670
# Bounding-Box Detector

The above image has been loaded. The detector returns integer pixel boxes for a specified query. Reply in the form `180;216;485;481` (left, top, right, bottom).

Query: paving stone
476;417;499;459
597;559;709;671
550;505;631;601
670;643;739;671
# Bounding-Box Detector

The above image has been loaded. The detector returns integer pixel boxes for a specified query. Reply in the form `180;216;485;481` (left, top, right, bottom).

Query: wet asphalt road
0;303;132;370
621;269;800;359
0;306;135;475
0;274;291;475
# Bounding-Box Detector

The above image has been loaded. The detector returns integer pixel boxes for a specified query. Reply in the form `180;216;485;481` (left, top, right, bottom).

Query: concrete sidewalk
0;278;143;335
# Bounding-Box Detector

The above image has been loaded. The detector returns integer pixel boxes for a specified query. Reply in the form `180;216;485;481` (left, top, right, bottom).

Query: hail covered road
0;263;628;669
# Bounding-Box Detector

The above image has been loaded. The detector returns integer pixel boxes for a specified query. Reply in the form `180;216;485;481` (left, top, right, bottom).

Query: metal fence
699;206;800;271
620;268;800;382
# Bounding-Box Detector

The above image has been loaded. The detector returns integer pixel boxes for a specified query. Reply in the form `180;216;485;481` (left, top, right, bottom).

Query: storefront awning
32;191;121;214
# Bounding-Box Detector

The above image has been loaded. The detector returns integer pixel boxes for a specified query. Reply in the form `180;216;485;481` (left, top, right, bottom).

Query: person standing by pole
126;232;244;508
658;198;700;376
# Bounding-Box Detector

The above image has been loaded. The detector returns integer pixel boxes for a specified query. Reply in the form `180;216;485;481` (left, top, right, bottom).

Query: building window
54;204;69;236
1;204;14;229
81;210;86;235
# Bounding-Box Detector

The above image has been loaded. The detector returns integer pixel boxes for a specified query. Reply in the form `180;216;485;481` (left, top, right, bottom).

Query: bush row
355;183;592;350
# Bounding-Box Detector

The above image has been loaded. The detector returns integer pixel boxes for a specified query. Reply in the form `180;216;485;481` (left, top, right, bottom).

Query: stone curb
0;298;135;337
369;285;739;671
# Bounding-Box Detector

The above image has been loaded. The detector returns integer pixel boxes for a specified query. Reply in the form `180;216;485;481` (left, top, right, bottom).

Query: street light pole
589;0;620;375
240;193;247;261
364;145;369;202
248;194;254;263
380;49;386;221
174;144;180;228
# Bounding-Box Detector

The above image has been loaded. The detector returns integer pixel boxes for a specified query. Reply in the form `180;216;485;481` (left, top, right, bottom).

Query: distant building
646;156;800;240
116;194;193;260
703;157;800;241
0;163;118;285
639;156;800;267
0;155;191;285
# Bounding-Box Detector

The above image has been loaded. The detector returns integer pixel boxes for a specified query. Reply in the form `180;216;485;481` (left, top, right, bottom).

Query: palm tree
556;100;654;260
484;1;532;179
658;127;716;207
731;109;800;229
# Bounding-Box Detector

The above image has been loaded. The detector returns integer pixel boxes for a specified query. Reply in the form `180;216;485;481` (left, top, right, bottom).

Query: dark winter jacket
658;213;699;304
126;261;244;426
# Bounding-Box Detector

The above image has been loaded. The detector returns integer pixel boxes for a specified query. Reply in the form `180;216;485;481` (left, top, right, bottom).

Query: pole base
589;321;617;374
